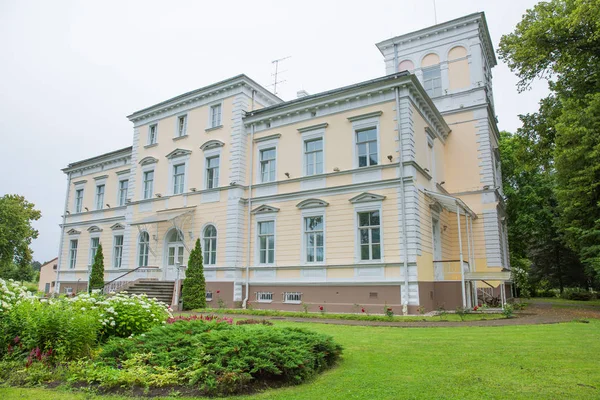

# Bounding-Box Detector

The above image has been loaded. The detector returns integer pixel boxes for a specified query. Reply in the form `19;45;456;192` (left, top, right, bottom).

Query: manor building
56;12;511;312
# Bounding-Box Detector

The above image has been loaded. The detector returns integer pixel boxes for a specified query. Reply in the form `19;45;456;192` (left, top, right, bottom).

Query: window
258;221;275;264
177;115;187;137
284;292;302;304
206;156;220;189
44;283;50;293
358;211;381;261
166;229;184;266
356;128;378;167
210;103;222;128
113;235;123;268
143;170;154;199
203;225;217;265
89;237;100;264
95;184;105;210
65;287;73;295
138;231;149;267
423;66;442;97
173;164;185;194
74;189;84;213
304;216;324;263
305;138;323;175
148;124;158;145
206;291;213;302
260;148;276;182
68;239;78;269
256;292;273;303
118;180;129;206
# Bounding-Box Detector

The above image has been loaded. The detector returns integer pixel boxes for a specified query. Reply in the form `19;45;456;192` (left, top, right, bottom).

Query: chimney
297;90;309;98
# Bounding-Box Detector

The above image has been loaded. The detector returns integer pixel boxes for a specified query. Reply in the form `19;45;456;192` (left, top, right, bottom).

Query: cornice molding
165;148;192;159
251;204;280;214
200;139;225;151
139;156;159;165
87;225;103;233
349;192;386;204
296;198;330;209
347;111;383;122
297;123;328;133
253;133;281;143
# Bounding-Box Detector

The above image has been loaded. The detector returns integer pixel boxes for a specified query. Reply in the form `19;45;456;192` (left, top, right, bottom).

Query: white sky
0;0;548;263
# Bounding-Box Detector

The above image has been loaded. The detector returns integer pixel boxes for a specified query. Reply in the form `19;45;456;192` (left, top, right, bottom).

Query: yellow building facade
56;12;510;313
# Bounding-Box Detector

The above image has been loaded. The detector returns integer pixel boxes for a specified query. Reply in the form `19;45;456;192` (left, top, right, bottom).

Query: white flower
110;321;116;326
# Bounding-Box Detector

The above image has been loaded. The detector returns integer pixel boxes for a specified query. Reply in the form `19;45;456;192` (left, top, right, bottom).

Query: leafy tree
13;248;34;282
181;239;206;310
88;244;105;292
0;194;41;278
499;0;600;277
31;260;42;272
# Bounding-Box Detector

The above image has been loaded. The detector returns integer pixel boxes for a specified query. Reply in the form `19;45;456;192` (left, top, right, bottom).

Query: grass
528;297;600;307
2;320;599;399
190;307;507;322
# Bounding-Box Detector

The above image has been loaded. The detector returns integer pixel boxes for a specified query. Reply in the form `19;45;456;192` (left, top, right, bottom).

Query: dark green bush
236;318;273;326
561;289;594;301
81;319;342;395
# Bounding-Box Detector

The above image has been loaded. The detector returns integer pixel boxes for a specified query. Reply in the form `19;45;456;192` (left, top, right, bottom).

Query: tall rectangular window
358;211;381;261
258;221;275;264
173;164;185;194
75;189;84;213
113;235;123;268
95;185;105;210
356;128;378;167
89;237;100;264
305;138;323;175
177;115;187;137
423;66;442;97
304;216;324;263
118;180;129;206
260;148;276;182
148;124;157;145
68;239;78;269
210;104;222;127
206;156;220;189
143;170;154;199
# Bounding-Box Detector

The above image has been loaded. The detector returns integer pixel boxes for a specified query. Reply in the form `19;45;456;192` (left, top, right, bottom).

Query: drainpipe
394;86;410;315
55;171;72;294
242;121;256;308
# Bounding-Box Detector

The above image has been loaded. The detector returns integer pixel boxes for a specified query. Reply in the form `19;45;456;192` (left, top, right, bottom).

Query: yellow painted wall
68;169;126;218
422;53;440;68
442;111;481;193
448;46;470;90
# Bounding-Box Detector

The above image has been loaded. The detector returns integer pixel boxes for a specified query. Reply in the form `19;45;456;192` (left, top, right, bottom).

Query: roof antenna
433;0;438;24
270;56;291;96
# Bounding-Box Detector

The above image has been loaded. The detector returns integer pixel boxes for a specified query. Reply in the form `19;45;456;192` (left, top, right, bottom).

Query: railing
101;266;159;294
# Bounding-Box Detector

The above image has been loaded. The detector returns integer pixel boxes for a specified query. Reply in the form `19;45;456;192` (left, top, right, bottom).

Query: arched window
398;60;414;72
203;225;217;265
421;53;442;97
138;231;150;267
166;229;185;266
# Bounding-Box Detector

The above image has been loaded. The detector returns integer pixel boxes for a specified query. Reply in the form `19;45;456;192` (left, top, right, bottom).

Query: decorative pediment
296;198;329;209
139;156;158;165
348;192;386;204
110;223;125;230
251;204;280;214
67;228;81;235
87;225;103;233
200;140;225;151
429;201;443;214
165;148;192;159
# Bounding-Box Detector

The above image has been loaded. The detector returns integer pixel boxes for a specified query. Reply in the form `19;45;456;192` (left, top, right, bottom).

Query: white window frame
208;102;223;129
137;231;150;267
423;65;442;97
255;137;279;183
68;239;78;269
259;148;277;183
95;184;105;210
205;153;220;189
256;292;273;303
74;187;84;213
301;128;325;177
206;291;213;302
167;154;190;196
172;163;186;195
65;287;73;295
148;123;158;145
255;216;276;266
353;202;384;263
283;292;302;304
202;224;217;265
117;179;129;206
113;234;124;268
142;168;155;200
89;236;100;266
351;116;381;169
301;208;326;265
175;114;188;137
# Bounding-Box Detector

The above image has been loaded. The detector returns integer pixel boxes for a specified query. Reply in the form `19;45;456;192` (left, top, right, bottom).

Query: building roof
62;146;132;172
375;12;497;68
40;257;58;270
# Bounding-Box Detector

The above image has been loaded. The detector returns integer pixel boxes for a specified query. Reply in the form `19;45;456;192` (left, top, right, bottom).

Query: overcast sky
0;0;548;263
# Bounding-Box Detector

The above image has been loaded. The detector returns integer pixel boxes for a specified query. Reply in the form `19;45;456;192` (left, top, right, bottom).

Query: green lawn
2;320;599;399
528;297;600;307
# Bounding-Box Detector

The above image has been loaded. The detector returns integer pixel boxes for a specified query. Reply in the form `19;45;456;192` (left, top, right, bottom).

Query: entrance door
164;229;185;281
432;218;443;280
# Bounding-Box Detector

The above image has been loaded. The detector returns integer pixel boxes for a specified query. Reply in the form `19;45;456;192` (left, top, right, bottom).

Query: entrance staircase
124;280;175;305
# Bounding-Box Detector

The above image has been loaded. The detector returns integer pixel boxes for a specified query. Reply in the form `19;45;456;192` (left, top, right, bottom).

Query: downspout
242;116;256;308
394;86;410;315
55;171;72;294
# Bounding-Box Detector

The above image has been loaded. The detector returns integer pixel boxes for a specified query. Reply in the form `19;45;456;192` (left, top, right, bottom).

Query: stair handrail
101;266;159;294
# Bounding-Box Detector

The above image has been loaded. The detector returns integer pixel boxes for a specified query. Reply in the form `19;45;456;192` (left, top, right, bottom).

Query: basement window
369;292;378;299
206;291;213;302
284;292;302;304
256;292;273;303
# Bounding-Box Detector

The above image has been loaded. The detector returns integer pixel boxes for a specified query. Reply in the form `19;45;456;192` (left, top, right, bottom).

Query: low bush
236;318;273;326
73;319;342;395
560;289;594;301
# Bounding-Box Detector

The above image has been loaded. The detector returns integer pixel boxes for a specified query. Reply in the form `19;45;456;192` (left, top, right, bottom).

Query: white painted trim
301;127;326;177
351;115;381;169
174;113;188;138
147;123;158;146
203;148;222;190
300;207;326;266
201;222;218;266
256;138;279;183
254;213;277;267
353;201;385;264
207;100;224;129
167;153;191;196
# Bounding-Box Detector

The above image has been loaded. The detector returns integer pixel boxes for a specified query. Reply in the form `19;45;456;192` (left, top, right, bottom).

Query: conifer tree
88;244;105;292
181;239;206;310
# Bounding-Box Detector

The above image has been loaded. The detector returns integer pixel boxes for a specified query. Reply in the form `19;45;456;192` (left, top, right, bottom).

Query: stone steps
123;280;175;305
